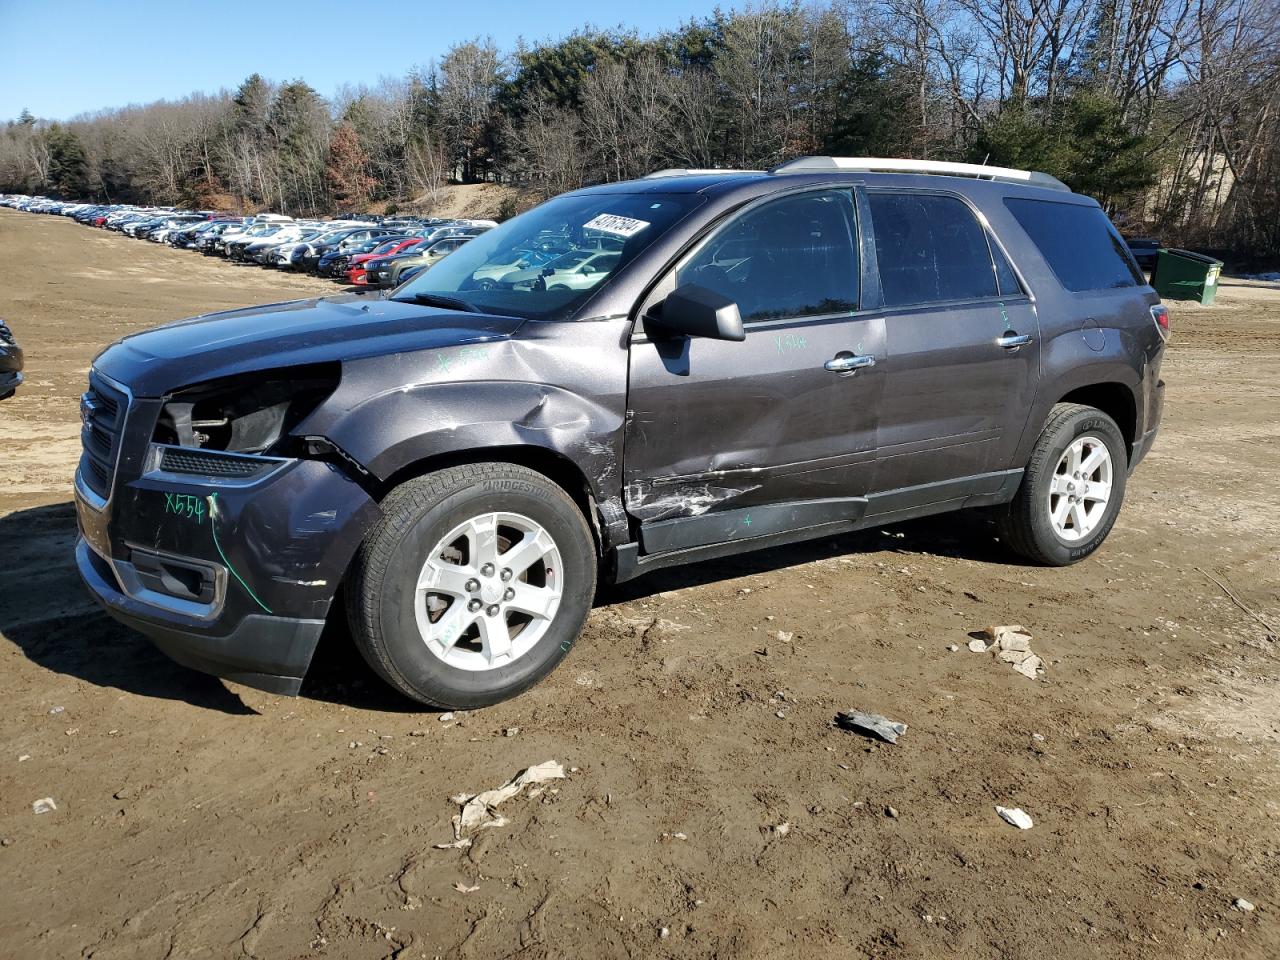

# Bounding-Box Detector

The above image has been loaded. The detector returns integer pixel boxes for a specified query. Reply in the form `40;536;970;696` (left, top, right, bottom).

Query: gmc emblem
80;393;100;426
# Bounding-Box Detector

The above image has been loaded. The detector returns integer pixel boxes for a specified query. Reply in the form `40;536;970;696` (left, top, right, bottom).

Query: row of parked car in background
0;194;500;290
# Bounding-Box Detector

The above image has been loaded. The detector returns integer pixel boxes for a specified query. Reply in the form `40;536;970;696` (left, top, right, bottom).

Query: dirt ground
1;208;1277;960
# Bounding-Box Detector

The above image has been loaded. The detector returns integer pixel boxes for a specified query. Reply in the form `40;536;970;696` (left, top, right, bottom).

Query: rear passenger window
1004;197;1143;291
678;189;858;322
868;193;1000;306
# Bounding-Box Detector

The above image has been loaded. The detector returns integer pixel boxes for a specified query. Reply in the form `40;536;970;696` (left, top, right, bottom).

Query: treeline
2;0;1277;255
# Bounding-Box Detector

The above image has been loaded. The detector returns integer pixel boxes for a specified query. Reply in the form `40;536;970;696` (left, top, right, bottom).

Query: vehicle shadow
599;508;1018;603
0;502;256;714
300;508;1024;710
299;599;431;713
0;500;1021;715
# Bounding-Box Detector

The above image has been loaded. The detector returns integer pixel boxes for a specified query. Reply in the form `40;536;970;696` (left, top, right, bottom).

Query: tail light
1150;304;1170;340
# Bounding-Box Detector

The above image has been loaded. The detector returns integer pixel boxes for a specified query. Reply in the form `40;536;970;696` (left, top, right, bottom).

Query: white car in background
504;249;621;291
149;216;206;242
247;226;323;264
542;251;621;290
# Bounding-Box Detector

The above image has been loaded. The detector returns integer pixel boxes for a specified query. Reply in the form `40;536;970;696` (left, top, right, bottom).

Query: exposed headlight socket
152;363;340;455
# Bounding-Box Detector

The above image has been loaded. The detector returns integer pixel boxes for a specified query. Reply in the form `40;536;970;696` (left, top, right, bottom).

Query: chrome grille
78;372;128;502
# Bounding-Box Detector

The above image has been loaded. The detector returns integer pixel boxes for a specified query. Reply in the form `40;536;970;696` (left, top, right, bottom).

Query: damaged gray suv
76;157;1168;707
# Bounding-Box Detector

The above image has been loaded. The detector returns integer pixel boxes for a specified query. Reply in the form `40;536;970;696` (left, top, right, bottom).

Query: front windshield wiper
393;292;478;313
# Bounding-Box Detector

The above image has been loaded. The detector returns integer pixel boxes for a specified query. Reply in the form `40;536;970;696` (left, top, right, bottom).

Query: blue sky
0;0;734;121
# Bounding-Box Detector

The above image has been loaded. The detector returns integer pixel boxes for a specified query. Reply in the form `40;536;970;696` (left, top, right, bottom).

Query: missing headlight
152;364;339;454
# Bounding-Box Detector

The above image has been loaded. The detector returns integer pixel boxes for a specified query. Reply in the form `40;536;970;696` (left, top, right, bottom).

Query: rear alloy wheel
346;463;596;708
1046;435;1113;542
998;402;1128;565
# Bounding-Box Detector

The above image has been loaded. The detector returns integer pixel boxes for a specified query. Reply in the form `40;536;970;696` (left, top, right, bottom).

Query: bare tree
406;133;450;210
512;94;586;196
660;69;720;167
581;52;675;181
438;40;502;181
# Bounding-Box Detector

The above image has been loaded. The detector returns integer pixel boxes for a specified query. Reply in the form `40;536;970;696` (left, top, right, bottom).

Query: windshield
392;192;702;320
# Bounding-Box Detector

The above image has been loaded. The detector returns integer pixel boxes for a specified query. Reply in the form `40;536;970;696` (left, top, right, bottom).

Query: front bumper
0;370;21;400
78;539;326;694
75;452;382;695
0;345;23;399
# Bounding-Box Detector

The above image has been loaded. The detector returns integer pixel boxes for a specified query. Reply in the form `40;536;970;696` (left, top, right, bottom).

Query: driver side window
676;189;859;323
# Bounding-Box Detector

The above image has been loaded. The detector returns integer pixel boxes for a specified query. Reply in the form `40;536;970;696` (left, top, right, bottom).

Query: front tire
346;463;597;708
998;403;1128;566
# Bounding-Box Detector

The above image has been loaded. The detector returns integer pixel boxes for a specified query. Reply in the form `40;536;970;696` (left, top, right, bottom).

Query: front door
624;188;885;554
862;189;1041;507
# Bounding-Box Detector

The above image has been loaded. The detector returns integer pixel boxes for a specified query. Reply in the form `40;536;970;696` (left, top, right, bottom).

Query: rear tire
345;463;597;708
998;403;1128;566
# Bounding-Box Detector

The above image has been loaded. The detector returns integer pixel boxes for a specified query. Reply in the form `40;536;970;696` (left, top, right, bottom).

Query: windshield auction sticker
583;214;650;238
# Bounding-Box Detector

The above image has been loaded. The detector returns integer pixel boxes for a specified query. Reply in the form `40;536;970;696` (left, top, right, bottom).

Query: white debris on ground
32;797;57;815
969;624;1045;679
996;806;1034;829
445;760;566;845
835;710;908;744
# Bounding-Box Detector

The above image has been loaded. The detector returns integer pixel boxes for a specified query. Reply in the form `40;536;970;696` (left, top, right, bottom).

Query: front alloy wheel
347;463;597;708
416;512;563;671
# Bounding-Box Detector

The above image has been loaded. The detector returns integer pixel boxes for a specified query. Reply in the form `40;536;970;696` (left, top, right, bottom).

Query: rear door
624;187;886;553
864;189;1040;504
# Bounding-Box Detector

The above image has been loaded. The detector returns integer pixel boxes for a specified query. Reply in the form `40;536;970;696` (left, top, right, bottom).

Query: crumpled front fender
301;319;632;503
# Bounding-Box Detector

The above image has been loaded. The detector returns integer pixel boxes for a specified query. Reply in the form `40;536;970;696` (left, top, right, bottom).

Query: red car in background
345;237;425;284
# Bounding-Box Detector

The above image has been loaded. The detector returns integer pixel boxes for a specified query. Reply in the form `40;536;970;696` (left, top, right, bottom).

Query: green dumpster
1152;248;1223;305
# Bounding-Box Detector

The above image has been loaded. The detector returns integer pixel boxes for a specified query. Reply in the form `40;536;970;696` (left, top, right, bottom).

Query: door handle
824;353;876;373
996;333;1033;349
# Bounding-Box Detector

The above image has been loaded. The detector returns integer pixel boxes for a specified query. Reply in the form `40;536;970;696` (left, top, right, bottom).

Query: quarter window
1004;197;1143;291
676;190;858;323
868;192;1000;306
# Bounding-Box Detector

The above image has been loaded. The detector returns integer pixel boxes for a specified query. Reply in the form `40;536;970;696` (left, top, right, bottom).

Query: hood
93;295;527;397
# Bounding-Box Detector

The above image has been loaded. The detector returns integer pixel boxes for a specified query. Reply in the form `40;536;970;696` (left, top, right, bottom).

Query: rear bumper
1130;424;1159;472
1130;377;1164;472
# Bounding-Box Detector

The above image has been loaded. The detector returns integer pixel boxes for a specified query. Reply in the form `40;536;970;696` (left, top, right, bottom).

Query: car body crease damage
624;480;763;522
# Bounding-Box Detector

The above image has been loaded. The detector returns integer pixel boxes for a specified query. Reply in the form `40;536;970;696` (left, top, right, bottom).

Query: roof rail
770;156;1070;192
643;168;759;179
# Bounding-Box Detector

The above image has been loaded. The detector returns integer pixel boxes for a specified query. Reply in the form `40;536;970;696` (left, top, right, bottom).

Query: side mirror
649;283;745;342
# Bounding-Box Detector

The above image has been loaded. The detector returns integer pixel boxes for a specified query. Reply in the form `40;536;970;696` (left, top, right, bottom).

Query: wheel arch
1056;382;1137;460
372;446;611;561
376;445;590;511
